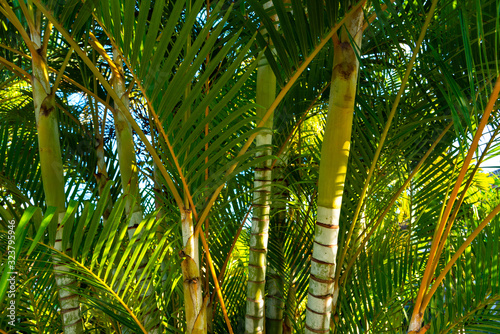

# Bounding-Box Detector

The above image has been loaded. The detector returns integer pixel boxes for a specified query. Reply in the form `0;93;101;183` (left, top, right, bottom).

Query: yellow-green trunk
111;48;142;236
305;7;363;334
265;148;289;334
111;48;160;333
246;55;276;334
181;208;206;334
31;32;83;334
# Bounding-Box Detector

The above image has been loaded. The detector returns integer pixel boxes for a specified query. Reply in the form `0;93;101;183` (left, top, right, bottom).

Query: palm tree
304;4;364;333
0;1;86;332
1;1;500;334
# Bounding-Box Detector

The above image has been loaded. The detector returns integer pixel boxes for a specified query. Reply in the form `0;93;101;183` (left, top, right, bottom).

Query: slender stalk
180;207;206;334
246;4;280;329
305;7;364;334
421;202;500;312
245;53;276;334
204;0;211;312
30;17;83;334
110;47;159;334
110;47;142;239
150;108;165;230
426;124;500;288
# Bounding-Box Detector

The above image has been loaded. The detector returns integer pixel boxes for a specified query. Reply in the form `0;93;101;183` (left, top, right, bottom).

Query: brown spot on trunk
333;62;355;80
40;95;55;116
339;41;351;51
114;120;125;132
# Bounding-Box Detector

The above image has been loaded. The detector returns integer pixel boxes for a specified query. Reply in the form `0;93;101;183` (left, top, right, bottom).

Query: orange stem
412;74;500;321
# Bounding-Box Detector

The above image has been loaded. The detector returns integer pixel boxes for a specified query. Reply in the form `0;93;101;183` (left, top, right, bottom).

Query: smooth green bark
31;26;83;334
245;55;276;334
111;48;160;334
180;208;206;334
265;148;289;334
111;48;142;238
305;7;364;334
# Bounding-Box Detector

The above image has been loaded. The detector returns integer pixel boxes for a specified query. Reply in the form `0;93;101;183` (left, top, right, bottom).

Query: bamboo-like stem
245;53;276;334
111;47;142;240
265;148;289;334
283;280;297;334
29;16;83;334
305;7;364;333
408;74;500;333
265;265;284;333
335;0;438;295
180;208;206;334
110;47;160;334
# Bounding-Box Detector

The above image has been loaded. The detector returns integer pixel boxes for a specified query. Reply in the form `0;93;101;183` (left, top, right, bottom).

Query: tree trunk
111;47;142;239
180;207;207;334
111;47;160;334
305;7;363;334
245;54;276;334
31;26;83;334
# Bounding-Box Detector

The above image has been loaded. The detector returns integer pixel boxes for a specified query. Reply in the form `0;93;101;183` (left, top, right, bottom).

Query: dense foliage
0;0;500;333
